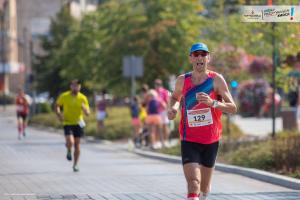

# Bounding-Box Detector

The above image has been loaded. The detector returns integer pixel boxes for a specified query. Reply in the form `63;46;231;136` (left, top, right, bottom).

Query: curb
133;148;300;190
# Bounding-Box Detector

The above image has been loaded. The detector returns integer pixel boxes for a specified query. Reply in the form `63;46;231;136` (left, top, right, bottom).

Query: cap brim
190;49;210;53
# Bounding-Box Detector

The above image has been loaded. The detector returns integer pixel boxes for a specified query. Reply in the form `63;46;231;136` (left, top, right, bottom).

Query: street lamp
268;0;278;138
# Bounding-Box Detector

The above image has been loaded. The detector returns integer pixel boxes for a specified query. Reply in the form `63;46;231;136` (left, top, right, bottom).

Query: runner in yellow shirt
55;79;90;172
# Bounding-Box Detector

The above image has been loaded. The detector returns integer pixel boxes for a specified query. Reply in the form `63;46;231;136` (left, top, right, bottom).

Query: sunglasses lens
192;51;208;57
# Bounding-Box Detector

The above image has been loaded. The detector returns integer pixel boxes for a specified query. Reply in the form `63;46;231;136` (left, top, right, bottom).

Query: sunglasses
190;51;209;57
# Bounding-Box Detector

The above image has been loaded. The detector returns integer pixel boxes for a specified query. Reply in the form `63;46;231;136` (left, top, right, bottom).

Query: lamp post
268;0;278;138
271;23;277;138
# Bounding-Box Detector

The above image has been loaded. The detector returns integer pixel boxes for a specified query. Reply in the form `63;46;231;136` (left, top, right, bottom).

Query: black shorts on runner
63;125;84;138
181;140;219;168
17;112;28;121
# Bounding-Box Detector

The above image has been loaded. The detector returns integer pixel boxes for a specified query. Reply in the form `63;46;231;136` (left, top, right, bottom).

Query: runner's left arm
214;74;237;114
82;96;90;116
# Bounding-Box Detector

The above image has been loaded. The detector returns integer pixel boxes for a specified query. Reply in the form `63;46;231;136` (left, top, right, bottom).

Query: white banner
241;6;300;22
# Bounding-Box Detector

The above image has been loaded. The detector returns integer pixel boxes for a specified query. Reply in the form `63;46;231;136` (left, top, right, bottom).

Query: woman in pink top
167;43;237;200
145;89;166;149
96;90;107;133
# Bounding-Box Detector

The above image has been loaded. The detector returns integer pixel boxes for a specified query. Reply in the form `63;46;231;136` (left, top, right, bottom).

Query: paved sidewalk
0;107;299;200
231;115;283;137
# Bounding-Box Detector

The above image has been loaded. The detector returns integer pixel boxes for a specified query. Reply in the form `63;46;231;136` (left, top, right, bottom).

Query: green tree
33;5;77;97
57;0;204;95
33;0;300;97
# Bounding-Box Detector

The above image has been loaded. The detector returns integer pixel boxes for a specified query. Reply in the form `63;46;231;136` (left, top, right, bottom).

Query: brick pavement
0;106;299;200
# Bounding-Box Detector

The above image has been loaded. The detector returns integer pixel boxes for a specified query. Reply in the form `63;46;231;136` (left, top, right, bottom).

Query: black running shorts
17;112;27;121
63;125;84;138
181;140;219;168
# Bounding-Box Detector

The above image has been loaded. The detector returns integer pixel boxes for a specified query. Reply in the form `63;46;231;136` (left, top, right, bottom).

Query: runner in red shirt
167;43;237;200
16;88;30;140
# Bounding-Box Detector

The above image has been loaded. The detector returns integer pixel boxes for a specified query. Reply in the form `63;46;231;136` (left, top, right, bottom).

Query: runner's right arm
167;75;184;120
55;95;64;122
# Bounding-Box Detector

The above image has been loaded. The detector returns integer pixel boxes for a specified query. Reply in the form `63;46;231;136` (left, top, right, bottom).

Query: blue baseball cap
190;43;210;54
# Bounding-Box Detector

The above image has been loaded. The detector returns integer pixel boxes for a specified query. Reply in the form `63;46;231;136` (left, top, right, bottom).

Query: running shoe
73;165;79;172
66;150;72;161
199;195;207;200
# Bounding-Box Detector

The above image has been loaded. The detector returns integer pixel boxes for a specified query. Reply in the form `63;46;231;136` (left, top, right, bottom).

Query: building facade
0;0;98;95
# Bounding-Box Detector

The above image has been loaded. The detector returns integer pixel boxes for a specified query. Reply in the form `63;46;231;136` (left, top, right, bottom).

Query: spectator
130;96;142;147
259;87;281;117
154;78;171;147
288;77;298;107
145;89;165;149
139;84;150;146
96;90;107;133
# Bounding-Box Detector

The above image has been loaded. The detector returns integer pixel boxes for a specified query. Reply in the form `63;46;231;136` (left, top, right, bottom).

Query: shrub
238;79;269;117
248;56;272;75
0;94;14;105
223;141;275;170
36;102;52;113
272;132;300;173
220;131;300;178
29;112;61;128
95;106;132;140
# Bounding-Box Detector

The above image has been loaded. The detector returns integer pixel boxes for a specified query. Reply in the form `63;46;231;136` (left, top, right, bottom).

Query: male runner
167;43;237;200
56;79;90;172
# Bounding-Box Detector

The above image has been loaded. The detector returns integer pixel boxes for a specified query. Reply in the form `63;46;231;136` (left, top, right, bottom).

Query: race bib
78;119;86;128
187;108;213;127
17;105;24;112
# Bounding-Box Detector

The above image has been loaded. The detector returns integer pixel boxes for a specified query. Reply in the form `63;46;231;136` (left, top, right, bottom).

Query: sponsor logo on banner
241;6;300;22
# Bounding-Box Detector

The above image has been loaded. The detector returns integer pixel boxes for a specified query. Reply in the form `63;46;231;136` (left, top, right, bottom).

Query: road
0;107;299;200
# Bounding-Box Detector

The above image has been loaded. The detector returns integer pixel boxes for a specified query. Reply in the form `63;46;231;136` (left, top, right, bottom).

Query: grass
30;106;132;140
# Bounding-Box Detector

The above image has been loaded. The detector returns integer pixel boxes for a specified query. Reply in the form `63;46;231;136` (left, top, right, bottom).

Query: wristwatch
211;100;218;108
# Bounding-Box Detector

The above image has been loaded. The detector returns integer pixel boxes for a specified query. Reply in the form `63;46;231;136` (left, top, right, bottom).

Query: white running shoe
155;142;162;149
199;195;207;200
